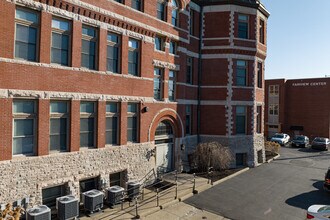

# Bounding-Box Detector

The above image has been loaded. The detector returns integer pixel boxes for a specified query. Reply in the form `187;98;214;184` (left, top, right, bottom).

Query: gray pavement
185;147;330;220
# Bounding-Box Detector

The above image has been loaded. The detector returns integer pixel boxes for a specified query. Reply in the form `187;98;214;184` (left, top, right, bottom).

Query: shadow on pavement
285;180;330;210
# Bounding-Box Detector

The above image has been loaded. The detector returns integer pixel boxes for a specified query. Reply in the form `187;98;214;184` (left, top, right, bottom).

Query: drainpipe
197;6;203;143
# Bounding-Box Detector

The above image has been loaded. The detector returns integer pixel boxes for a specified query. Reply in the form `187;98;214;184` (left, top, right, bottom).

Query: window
236;153;247;166
185;105;192;135
106;102;119;145
110;171;125;187
269;85;279;96
115;0;123;3
238;14;248;39
190;9;194;35
127;103;138;142
81;25;97;70
51;17;70;66
169;41;177;55
132;0;142;11
42;185;65;208
128;39;140;76
236;60;247;86
107;33;120;73
155;36;165;51
13;100;36;155
154;68;163;100
236;106;246;134
256;106;262;133
15;8;39;61
257;62;263;88
171;0;179;26
80;102;96;148
269;104;279;116
259;19;265;44
157;1;166;21
186;57;193;84
168;70;176;101
50;101;69;152
80;177;99;193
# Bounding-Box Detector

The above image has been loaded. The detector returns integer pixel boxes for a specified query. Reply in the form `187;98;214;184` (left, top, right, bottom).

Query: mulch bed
195;168;244;182
265;150;278;161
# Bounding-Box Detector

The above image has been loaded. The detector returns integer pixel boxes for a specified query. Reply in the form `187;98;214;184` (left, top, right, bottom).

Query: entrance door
155;121;174;174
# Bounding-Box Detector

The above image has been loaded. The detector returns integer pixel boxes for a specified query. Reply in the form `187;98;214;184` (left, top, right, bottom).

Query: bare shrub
190;142;233;172
265;141;281;154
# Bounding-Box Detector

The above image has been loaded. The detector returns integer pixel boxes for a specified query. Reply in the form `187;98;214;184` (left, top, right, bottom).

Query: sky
261;0;330;79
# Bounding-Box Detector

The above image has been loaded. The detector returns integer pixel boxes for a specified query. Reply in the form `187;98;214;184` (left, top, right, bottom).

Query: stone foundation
0;142;155;207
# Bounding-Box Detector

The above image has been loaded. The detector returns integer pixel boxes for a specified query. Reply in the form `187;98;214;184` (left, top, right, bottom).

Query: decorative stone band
152;60;180;71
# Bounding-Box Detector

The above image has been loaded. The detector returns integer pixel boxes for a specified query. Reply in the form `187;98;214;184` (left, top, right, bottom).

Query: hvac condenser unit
82;189;104;213
107;186;124;206
56;195;79;220
26;205;51;220
127;181;141;200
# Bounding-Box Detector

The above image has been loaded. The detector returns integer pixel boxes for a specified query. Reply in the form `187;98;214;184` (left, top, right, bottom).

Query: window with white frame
107;33;120;73
238;14;248;39
81;25;97;70
257;62;263;88
171;0;179;26
132;0;142;11
80;102;96;148
259;19;265;44
157;0;166;21
236;60;247;86
269;85;279;96
106;102;119;145
50;101;69;152
155;36;165;51
185;105;192;135
256;106;262;133
168;70;176;101
51;17;70;66
128;39;140;76
269;104;279;116
127;103;138;142
13;100;37;155
154;68;163;100
15;8;39;61
236;106;246;134
169;41;177;55
186;56;193;84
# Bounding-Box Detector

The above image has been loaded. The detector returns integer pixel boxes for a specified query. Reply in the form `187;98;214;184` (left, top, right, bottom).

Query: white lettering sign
292;82;327;87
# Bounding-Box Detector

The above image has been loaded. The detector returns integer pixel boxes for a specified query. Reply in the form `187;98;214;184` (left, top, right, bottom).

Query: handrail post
192;173;197;194
135;197;140;219
156;188;159;207
175;170;178;199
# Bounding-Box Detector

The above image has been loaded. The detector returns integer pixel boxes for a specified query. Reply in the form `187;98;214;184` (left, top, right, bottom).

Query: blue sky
261;0;330;79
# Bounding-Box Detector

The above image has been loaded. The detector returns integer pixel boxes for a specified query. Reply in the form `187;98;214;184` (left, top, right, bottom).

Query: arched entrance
155;121;175;174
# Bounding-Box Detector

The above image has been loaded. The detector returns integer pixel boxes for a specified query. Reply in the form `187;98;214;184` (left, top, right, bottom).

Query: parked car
270;133;290;145
307;205;330;219
291;135;309;148
311;137;330;151
324;168;330;192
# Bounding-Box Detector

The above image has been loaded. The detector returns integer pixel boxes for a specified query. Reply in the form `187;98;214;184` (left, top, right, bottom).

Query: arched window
171;0;179;26
155;121;173;136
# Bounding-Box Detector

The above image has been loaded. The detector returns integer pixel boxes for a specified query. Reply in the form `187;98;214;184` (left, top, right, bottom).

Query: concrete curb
266;153;280;163
212;167;250;186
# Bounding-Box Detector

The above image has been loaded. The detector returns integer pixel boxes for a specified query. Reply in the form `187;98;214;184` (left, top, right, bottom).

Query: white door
156;143;173;174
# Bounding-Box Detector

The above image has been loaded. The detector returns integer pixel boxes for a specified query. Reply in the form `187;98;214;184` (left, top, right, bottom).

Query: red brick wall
0;99;13;161
204;12;230;38
200;105;227;135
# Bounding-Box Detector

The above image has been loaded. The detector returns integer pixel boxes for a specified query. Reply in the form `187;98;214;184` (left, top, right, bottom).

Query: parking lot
185;146;330;220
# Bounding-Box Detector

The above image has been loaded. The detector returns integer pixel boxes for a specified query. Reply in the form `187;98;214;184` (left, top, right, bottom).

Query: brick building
265;78;330;139
0;0;269;207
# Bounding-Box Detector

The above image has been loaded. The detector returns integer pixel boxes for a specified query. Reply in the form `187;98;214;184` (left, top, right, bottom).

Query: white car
270;133;290;145
307;205;330;219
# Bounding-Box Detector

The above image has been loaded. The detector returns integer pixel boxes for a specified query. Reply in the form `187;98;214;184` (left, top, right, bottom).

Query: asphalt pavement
185;147;330;220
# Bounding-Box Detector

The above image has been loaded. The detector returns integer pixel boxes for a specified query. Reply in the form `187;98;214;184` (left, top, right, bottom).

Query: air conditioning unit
82;189;104;213
127;181;141;200
107;186;124;206
56;195;79;220
26;205;51;220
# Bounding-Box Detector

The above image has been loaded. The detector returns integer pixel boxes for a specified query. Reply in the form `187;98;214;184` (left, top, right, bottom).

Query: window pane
50;102;67;113
50;134;67;151
128;103;137;113
82;26;95;37
52;33;69;50
16;25;37;43
106;117;118;144
14;119;33;136
80;132;94;147
13;100;35;113
107;33;118;43
128;39;138;49
236;106;245;114
50;118;67;134
80;102;94;113
106;103;118;113
16;9;38;23
80;118;94;132
236;116;246;134
13;137;34;155
131;0;141;11
42;185;64;208
52;18;69;31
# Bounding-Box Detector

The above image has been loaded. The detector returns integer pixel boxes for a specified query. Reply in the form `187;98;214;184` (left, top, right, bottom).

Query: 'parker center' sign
292;82;327;87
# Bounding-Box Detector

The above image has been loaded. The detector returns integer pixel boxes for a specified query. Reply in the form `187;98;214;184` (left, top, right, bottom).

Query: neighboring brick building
265;78;330;139
0;0;269;207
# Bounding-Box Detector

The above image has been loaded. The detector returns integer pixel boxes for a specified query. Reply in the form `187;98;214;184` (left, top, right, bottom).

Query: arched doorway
155;121;175;174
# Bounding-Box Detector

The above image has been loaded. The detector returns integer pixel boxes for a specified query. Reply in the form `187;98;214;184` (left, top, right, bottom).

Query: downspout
197;6;203;143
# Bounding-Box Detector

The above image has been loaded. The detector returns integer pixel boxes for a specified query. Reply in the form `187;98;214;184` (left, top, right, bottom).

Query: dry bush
265;141;281;154
190;142;233;172
0;204;25;220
